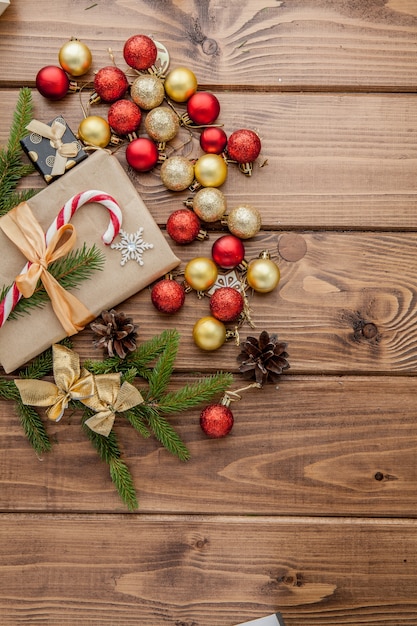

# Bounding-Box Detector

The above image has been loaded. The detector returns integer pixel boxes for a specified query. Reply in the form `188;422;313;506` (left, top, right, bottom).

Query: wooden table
1;1;417;624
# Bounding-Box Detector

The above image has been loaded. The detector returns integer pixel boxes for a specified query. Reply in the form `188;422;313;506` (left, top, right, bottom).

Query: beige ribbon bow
26;119;79;176
14;344;96;422
0;202;94;335
81;372;144;437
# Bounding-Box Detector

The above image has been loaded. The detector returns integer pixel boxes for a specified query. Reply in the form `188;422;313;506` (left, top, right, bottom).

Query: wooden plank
1;90;417;230
1;0;417;90
1;376;417;516
0;513;416;625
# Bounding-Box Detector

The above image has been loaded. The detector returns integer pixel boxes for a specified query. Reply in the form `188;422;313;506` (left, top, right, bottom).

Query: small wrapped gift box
20;116;88;183
0;150;180;373
0;1;10;17
235;614;286;626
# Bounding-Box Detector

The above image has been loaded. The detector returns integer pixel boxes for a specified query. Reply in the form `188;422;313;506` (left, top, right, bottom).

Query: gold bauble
160;156;195;191
193;316;226;351
194;154;228;188
227;204;261;239
131;74;165;110
58;38;92;77
164;67;197;103
145;106;179;142
184;257;218;292
246;255;280;293
78;116;111;148
192;187;227;222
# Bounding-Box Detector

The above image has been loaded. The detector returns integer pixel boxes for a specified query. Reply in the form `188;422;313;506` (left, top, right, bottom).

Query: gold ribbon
14;344;95;422
82;372;144;437
26;119;79;176
0;202;94;335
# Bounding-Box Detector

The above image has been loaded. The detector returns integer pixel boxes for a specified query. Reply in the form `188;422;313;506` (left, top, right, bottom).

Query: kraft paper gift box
235;614;286;626
0;1;10;17
0;150;180;373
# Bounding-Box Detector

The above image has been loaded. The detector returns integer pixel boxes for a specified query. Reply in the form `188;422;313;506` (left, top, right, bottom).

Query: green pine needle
156;372;234;415
123;408;151;438
141;405;190;461
16;400;52;455
147;329;179;399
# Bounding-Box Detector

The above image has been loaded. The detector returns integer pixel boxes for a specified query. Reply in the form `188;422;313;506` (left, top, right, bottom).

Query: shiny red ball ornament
227;129;261;163
166;209;201;244
35;65;70;100
123;34;157;71
108;99;142;136
212;234;245;270
151;278;186;314
186;92;220;125
209;287;244;323
200;126;228;155
200;403;234;438
93;66;128;103
126;137;159;172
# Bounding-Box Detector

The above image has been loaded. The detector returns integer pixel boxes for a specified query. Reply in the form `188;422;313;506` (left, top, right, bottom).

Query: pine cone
237;330;289;386
90;309;138;359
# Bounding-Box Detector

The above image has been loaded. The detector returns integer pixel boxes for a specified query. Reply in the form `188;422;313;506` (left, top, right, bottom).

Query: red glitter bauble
209;287;244;322
126;137;159;172
35;66;70;100
212;234;245;269
187;92;220;125
200;126;228;155
200;403;234;438
166;209;201;244
151;278;186;314
227;129;261;164
108;99;142;136
93;66;128;103
123;34;157;71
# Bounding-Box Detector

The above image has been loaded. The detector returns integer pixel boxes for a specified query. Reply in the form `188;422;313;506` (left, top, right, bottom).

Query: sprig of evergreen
156;372;234;415
0;88;35;216
16;400;51;455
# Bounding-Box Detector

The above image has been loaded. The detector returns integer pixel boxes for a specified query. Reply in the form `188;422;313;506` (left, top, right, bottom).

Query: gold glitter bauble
227;204;261;239
184;257;218;291
58;38;92;76
192;187;227;222
164;67;198;103
192;316;226;351
78;116;111;148
160;156;195;191
131;74;165;110
194;154;228;188
145;106;179;142
247;256;280;293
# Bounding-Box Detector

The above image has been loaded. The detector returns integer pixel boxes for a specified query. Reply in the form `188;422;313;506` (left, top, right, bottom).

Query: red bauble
108;99;142;136
123;34;157;71
166;209;201;244
212;234;245;269
151;278;186;314
227;129;261;163
200;403;234;438
200;126;228;154
209;287;244;322
186;92;220;125
126;137;159;172
35;66;70;100
93;66;128;103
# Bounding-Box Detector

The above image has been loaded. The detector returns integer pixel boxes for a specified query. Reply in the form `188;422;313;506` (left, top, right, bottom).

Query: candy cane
0;190;123;327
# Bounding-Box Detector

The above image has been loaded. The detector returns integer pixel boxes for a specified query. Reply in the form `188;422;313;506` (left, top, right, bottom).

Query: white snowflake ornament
111;228;154;266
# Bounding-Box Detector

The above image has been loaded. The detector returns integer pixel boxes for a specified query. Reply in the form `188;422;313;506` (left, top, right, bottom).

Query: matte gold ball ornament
131;74;165;110
226;204;262;239
192;316;227;351
246;251;280;293
194;154;228;188
164;66;198;102
184;257;218;292
58;38;92;77
78;115;111;148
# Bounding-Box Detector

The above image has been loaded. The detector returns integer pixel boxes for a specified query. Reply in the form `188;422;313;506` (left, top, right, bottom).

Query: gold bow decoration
26;119;79;176
81;372;144;437
14;344;95;422
0;201;94;335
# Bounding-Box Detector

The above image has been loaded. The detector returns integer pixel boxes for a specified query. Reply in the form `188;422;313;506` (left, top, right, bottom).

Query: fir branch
82;411;138;510
0;88;34;215
1;245;105;321
147;329;180;399
0;187;38;215
123;408;151;438
0;378;20;400
139;404;190;461
19;338;72;379
156;372;234;415
15;400;52;455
